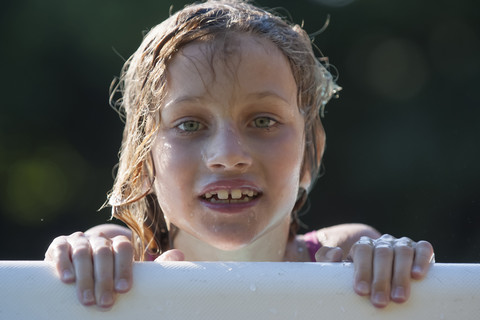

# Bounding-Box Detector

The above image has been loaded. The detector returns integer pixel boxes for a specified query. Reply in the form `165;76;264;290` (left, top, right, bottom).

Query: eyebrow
163;95;203;110
246;91;292;105
162;90;293;110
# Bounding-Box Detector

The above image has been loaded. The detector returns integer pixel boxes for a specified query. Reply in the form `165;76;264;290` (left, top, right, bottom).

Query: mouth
201;188;260;204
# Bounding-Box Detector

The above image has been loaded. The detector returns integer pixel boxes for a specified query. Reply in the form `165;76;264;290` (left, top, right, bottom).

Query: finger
412;240;434;279
391;238;415;303
90;236;115;308
314;246;343;262
45;236;75;283
155;249;185;262
69;233;96;306
112;235;134;293
351;239;374;297
370;242;394;308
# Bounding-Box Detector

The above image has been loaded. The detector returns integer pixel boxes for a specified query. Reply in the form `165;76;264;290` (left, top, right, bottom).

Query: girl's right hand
44;232;135;308
44;231;185;308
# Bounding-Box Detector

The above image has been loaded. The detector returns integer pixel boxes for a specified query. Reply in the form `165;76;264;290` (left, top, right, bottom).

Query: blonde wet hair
107;0;340;259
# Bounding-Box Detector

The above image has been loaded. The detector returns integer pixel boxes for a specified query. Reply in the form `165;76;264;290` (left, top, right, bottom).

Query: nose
204;124;252;171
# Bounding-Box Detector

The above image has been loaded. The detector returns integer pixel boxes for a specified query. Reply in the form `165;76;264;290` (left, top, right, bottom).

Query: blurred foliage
0;0;478;262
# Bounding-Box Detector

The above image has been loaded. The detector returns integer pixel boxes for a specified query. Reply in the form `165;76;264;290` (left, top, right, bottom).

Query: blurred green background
1;0;478;262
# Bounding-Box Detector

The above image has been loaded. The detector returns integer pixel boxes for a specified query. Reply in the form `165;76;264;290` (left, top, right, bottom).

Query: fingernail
62;269;74;281
412;265;423;276
82;290;95;305
412;266;422;273
393;286;406;300
373;292;388;307
100;293;113;307
326;248;336;260
356;281;369;295
115;279;129;292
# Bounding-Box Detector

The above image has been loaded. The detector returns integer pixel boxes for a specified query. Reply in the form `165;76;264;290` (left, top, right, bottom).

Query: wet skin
152;34;306;260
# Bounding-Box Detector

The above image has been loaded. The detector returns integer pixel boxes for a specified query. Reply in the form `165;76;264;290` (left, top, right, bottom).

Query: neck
172;217;292;262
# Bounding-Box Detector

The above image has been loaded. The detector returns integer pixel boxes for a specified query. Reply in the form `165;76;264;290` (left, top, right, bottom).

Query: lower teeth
209;197;252;203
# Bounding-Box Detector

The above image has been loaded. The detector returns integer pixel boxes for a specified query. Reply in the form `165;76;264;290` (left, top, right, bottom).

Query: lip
198;179;262;214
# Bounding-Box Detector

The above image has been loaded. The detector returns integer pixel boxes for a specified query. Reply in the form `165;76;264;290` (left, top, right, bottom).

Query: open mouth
201;189;260;204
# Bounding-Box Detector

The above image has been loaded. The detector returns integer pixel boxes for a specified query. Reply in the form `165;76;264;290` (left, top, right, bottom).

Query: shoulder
85;223;132;239
315;223;381;258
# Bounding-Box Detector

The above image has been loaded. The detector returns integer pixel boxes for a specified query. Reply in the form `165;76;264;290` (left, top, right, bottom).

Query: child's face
151;34;305;251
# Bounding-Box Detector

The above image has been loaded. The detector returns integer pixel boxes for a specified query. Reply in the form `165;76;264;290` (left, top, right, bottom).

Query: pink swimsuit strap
302;230;322;262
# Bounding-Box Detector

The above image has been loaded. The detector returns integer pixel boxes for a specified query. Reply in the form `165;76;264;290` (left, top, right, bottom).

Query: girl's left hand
315;234;434;308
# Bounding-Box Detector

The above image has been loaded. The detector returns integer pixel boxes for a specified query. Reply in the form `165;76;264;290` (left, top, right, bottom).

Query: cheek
260;128;305;204
151;138;197;213
263;127;304;174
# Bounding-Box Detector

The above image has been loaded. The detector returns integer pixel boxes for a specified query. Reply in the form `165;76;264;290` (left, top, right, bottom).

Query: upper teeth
204;189;257;200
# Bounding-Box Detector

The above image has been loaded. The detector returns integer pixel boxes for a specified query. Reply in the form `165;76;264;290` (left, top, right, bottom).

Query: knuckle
371;279;389;291
112;238;134;252
395;245;414;256
51;235;68;244
353;243;373;253
71;245;92;260
93;245;113;257
417;240;433;251
71;231;86;238
95;272;114;285
393;268;411;283
374;246;393;258
112;235;130;242
53;241;71;252
76;277;94;292
48;241;70;258
47;237;68;251
355;266;372;280
379;234;394;241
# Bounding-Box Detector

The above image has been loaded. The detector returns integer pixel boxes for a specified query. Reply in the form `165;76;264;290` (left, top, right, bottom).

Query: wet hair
107;0;340;259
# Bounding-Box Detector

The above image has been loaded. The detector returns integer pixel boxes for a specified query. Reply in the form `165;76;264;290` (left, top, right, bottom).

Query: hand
44;232;134;308
315;234;434;308
45;231;185;308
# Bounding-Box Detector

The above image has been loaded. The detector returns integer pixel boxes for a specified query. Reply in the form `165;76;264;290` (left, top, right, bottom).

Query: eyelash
251;116;278;129
176;120;204;133
174;116;279;134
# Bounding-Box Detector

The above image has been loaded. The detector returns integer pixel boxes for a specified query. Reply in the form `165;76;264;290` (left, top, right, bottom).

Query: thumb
314;246;344;262
154;249;185;262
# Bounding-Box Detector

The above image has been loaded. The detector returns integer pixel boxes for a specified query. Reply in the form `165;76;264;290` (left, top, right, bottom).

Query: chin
204;226;259;251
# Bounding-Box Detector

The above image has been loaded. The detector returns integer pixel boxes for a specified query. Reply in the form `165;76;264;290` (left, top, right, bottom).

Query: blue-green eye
178;120;203;132
253;117;276;128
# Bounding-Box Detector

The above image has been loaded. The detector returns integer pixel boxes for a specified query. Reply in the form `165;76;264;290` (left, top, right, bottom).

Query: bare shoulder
85;223;132;239
316;223;381;258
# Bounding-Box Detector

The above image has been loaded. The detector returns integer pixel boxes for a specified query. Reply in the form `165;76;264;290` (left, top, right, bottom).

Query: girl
45;0;434;310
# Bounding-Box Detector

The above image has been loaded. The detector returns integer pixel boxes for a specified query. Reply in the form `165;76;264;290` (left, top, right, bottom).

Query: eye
252;116;277;128
177;120;204;132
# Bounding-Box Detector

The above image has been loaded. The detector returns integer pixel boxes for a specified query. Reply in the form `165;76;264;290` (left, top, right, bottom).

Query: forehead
164;33;297;102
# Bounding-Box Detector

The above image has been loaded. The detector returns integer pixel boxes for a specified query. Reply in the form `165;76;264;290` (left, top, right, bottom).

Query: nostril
203;127;253;170
204;148;253;170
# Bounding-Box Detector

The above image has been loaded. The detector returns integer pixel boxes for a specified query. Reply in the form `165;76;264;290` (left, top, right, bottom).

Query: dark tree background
1;0;478;262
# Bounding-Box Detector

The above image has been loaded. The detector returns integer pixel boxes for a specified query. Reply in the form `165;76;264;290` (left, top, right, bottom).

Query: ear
299;168;312;191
